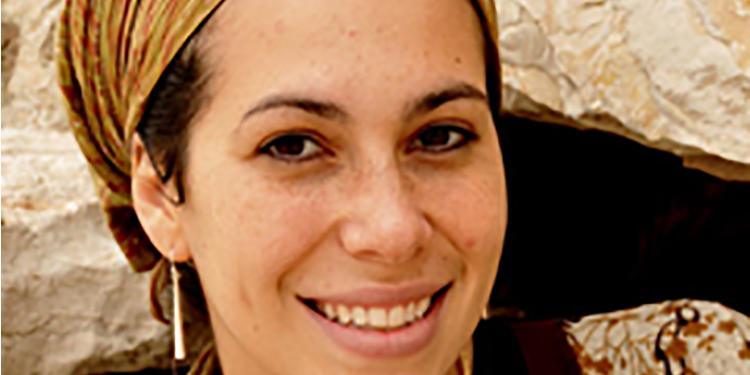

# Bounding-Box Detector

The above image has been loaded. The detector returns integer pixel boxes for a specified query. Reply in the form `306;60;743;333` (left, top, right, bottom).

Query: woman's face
176;0;506;373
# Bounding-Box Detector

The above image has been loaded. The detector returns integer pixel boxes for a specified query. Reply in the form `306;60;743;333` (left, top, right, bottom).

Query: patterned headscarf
57;0;498;274
57;0;225;271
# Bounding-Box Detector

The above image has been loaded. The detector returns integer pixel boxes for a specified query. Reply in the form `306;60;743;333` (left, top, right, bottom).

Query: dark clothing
473;318;582;375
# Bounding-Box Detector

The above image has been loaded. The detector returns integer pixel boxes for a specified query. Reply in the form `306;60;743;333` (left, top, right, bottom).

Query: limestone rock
1;203;171;374
2;0;172;373
498;0;750;181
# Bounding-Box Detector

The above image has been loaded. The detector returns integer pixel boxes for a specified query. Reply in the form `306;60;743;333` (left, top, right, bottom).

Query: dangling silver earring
171;259;186;361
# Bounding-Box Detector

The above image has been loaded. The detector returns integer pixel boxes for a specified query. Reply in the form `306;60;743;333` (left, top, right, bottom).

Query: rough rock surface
498;0;750;181
1;203;171;374
1;0;172;373
1;0;749;374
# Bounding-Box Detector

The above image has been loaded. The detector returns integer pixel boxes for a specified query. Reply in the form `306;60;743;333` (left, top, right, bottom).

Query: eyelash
407;124;478;154
258;133;328;163
258;124;477;163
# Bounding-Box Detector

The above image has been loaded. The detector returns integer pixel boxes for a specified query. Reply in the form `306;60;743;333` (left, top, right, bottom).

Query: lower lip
304;290;448;358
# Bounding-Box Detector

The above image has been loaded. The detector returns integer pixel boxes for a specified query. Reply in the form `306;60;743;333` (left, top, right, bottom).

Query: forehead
201;0;486;105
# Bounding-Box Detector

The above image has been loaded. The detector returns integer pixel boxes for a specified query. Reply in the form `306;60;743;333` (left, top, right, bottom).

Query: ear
130;134;191;262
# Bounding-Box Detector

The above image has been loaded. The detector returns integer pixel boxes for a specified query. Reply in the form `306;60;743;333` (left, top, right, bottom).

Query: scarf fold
58;0;225;271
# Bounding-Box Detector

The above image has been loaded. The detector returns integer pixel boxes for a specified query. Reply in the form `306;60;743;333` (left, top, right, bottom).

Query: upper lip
299;281;451;308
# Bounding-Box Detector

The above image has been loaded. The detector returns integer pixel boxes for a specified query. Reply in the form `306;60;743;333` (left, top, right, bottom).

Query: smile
298;283;452;357
304;283;451;330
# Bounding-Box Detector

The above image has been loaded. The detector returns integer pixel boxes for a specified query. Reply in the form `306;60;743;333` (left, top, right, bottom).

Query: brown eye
411;125;477;153
259;134;325;162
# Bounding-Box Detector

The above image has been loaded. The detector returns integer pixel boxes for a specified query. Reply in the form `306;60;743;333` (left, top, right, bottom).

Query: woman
57;0;750;374
59;0;512;373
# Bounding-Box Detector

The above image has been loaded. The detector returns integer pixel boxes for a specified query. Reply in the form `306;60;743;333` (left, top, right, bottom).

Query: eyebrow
242;97;348;122
405;82;487;121
237;82;487;128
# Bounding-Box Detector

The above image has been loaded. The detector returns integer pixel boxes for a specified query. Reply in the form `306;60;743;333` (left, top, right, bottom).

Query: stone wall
1;1;171;373
498;0;750;181
2;0;748;373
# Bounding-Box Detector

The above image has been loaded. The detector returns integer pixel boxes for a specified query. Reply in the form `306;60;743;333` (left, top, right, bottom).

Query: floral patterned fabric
565;300;750;375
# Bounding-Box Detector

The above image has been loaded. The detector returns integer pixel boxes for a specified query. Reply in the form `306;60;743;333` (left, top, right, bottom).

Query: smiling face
137;0;506;373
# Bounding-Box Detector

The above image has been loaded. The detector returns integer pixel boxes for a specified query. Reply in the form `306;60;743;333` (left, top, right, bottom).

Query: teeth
352;306;367;327
368;308;387;328
337;305;351;325
415;297;430;318
388;305;404;327
405;302;416;322
314;295;435;330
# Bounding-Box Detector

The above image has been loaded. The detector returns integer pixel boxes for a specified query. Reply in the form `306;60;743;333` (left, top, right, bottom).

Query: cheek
245;191;332;278
417;167;506;259
187;169;335;288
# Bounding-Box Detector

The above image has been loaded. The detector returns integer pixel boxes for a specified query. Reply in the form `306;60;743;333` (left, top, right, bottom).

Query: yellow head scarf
57;0;225;271
57;0;498;274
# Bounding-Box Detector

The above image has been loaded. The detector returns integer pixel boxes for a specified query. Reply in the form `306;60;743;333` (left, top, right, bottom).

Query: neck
447;340;474;375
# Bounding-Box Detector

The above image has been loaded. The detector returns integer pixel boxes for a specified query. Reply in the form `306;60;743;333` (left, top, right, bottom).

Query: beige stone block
498;0;750;181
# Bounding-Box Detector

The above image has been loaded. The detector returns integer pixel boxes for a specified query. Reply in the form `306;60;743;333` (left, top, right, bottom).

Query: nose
337;161;433;264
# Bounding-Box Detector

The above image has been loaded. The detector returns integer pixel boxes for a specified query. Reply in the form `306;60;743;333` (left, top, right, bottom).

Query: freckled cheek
209;187;334;282
419;177;505;257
